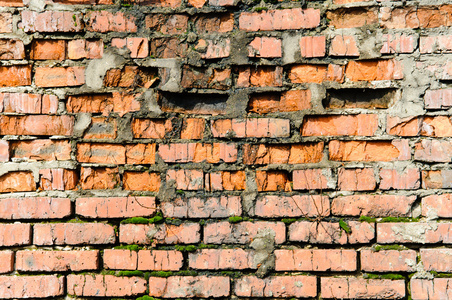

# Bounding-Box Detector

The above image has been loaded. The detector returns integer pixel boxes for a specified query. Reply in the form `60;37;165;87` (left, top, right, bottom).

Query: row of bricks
0;193;449;219
3;166;452;192
1;221;451;246
0;248;450;273
1;6;452;33
0;274;448;299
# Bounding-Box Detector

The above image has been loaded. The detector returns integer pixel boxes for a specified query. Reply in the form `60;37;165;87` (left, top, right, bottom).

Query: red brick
20;11;82;32
0;0;24;7
255;170;290;191
302;115;378;136
0;39;25;59
377;222;452;244
203;221;285;244
381;34;416;54
194;13;233;33
181;66;231;90
239;8;320;31
103;249;137;270
132;118;172;139
330;35;359;56
332;195;416;217
126;144;156;164
345;60;403;81
289;221;375;244
162;196;241;218
145;14;189;34
196;39;231;59
321;277;405;299
293;168;335;190
39;169;78;191
289;64;344;83
422;116;452;137
149;276;229;298
68;39;103;59
111;38;147;58
0;276;64;298
167;169;203;190
422;194;452;218
380;168;420;190
35;67;85;87
411;278;452;300
422;170;452;189
76;196;155;218
0;115;73;136
10;140;71;161
16;250;99;272
84;117;117;140
248;90;311;113
254;195;330;217
80;167;120;190
248;37;282;58
30;40;65;60
0;65;31;87
123;171;160;191
77;143;126;164
189;249;255;270
68;93;141;116
0;224;31;246
329;140;410;162
338;168;376;191
0;14;11;33
420;249;452;272
361;249;416;272
119;223;200;244
105;67;156;88
237;66;283;87
181;118;205;140
138;250;183;270
235;276;316;298
243;143;324;164
211;118;290;138
67;275;146;297
0;93;58;114
0;197;70;219
380;5;452;29
0;251;13;274
0;171;35;193
150;37;188;58
275;249;357;271
299;36;326;58
387;116;421;136
420;35;452;53
159;143;237;163
34;223;116;245
86;11;137;32
327;7;378;28
0;140;7;162
415;139;452;162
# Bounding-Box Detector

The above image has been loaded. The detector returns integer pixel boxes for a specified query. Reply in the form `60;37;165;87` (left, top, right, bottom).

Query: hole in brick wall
158;92;228;115
324;88;398;109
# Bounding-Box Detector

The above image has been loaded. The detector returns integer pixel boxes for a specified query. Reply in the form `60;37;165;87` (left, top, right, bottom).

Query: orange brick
302;115;378;136
0;251;13;273
299;36;326;58
420;249;452;272
194;13;233;33
329;35;359;56
30;40;66;60
10;140;71;161
338;168;376;191
0;115;73;136
248;90;311;114
387;116;421;136
243;143;324;164
248;37;282;58
119;223;200;244
67;39;103;59
377;222;452;244
361;249;416;272
411;278;452;300
211;118;290;138
239;8;320;31
138;250;183;270
321;278;405;299
84;117;117;140
0;39;25;59
289;64;344;83
0;171;35;193
275;249;357;271
0;276;63;298
132;118;172;139
189;249;255;270
77;143;126;164
255;170;290;191
327;7;378;28
123;171;160;191
254;195;330;217
86;11;137;32
16;250;99;272
21;11;82;32
167;169;203;190
380;168;420;190
0;66;31;87
39;169;78;191
293;168;335;190
345;59;403;81
237;66;283;87
422;194;452;218
146;14;189;34
33;223;116;245
149;276;229;298
76;196;155;218
112;38;148;58
35;67;85;87
235;276;316;298
80;167;119;190
0;13;12;33
0;224;31;246
329;140;410;162
0;197;71;220
126;144;156;164
332;195;416;217
67;275;146;297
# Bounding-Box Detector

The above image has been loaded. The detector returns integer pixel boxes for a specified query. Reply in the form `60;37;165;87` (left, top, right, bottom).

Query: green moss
176;189;184;195
136;296;160;300
175;270;198;276
199;219;206;226
197;243;218;249
114;245;142;251
121;217;150;224
148;271;173;277
282;218;297;224
101;270;117;276
166;218;182;226
149;212;164;224
365;273;405;280
431;271;452;278
339;219;351;234
228;216;243;223
175;245;197;252
253;7;268;12
117;270;144;277
373;244;407;252
359;216;377;223
220;271;242;278
379;217;419;223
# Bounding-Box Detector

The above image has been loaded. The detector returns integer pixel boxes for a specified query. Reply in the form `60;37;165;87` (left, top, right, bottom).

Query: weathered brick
387;116;421;136
196;38;231;59
84;117;117;140
126;0;181;7
289;64;344;83
68;39;103;59
321;277;405;299
86;11;137;32
204;221;285;244
145;14;188;34
345;60;403;81
34;223;116;245
138;250;183;270
21;11;82;32
80;167;120;190
420;249;452;272
76;197;155;218
206;171;245;191
0;276;64;298
411;278;452;300
422;194;452;218
162;196;242;218
167;169;203;190
0;39;25;59
123;171;160;191
0;224;31;246
104;66;157;88
149;276;229;298
237;66;283;87
422;116;452;137
329;140;410;162
379;168;420;190
243;143;324;165
380;5;452;29
126;144;156;164
0;0;24;7
254;195;330;217
211;118;290;138
327;7;378;28
67;275;146;297
35;67;85;87
150;37;188;58
338;168;376;191
0;66;31;87
239;8;320;31
248;37;282;58
275;249;357;271
158;143;237;163
112;38;147;58
0;171;35;193
377;222;452;244
381;33;416;54
39;169;78;191
103;249;137;270
422;170;452;189
181;66;231;90
10;140;71;161
194;13;234;33
0;251;13;274
248;90;311;114
332;195;416;217
189;249;255;270
0;197;70;220
30;40;65;60
361;249;416;272
16;250;99;272
119;223;201;244
235;276;316;298
181;118;205;140
132;118;172;139
293;168;335;190
0;115;73;136
302;115;378;136
420;35;452;53
299;36;326;58
0;140;7;162
77;143;126;164
330;35;359;56
0;93;58;114
68;93;141;116
255;170;290;191
52;0;113;3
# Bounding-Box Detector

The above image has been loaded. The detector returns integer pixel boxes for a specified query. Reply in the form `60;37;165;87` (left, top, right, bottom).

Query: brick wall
0;0;451;299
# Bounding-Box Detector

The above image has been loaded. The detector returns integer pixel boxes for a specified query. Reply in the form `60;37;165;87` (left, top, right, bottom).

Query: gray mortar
138;58;182;92
251;229;276;278
85;49;128;90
